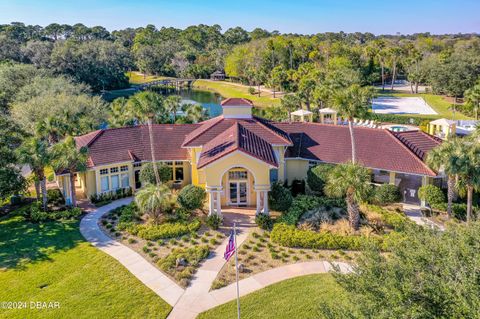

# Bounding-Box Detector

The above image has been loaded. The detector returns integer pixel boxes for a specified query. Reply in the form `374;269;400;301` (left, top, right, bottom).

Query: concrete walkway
80;200;353;319
403;204;445;231
79;197;185;306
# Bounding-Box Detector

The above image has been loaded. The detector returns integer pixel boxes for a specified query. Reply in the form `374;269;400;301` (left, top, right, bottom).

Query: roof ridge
386;129;436;176
253;116;292;145
182;116;224;147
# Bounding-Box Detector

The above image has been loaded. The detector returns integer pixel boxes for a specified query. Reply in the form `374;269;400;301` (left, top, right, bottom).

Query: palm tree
451;140;480;222
426;139;459;218
182;103;207;123
325;162;372;230
128;91;165;185
51;136;88;207
16;137;50;210
165;95;182;123
332;84;375;164
281;94;301;122
135;183;173;224
35;116;67;145
387;46;403;90
465;82;480;120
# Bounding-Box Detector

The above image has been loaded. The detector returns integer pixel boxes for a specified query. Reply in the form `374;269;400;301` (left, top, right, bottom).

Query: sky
0;0;479;35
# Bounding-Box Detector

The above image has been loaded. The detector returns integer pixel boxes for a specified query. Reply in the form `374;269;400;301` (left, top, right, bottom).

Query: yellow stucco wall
202;151;271;187
285;159;309;184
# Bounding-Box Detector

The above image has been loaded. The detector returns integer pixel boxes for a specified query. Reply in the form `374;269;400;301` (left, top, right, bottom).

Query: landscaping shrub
177;185;206;211
270;223;385;251
115;202;139;223
139;163;172;185
206;214;223;230
47;189;65;205
418;185;445;207
268;182;293;212
373;184;401;205
89;187;132;204
291;179;305;196
157;245;209;273
279;195;345;226
255;213;274;230
361;204;409;231
25;202;82;222
122;219;201;240
307;164;334;195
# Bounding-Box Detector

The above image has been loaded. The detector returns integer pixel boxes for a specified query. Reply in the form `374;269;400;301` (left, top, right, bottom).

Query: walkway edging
79;197;185;307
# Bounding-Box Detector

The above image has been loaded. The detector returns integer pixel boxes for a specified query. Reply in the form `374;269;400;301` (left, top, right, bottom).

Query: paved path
80;200;353;319
403;204;445;231
79;197;185;306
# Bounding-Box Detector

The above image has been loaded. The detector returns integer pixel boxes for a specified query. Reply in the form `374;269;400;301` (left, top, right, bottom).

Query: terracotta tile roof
274;122;437;176
390;130;442;161
182;116;291;148
75;130;102;148
221;98;253;107
197;122;278;168
76;124;199;168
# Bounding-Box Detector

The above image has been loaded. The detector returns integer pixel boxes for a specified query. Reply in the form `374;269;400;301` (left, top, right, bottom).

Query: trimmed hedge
418;185;445;207
306;164;335;195
119;219;201;240
271;223;385;250
279;195;345;225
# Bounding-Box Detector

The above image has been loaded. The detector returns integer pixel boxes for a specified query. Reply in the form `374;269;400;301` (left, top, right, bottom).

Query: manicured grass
126;71;170;85
198;274;346;319
0;214;171;318
194;79;280;108
377;91;472;120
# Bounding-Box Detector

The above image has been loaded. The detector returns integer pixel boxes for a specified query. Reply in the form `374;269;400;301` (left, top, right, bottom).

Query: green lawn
198;274;346;319
0;214;171;318
126;71;170;85
377;91;472;120
194;79;280;108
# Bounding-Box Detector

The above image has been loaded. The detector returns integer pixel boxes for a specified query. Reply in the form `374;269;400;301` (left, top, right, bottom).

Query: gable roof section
197;122;278;169
390;130;442;161
221;98;253;107
182;116;291;148
274;122;437;176
77;124;198;168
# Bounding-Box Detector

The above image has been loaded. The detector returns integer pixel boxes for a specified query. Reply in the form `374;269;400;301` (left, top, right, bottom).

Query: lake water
104;88;224;118
157;88;224;118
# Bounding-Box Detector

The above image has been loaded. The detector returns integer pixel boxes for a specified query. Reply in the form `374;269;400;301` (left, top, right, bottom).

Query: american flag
224;230;236;261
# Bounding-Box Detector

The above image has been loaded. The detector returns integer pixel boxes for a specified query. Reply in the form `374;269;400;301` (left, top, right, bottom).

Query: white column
208;191;215;215
256;191;261;215
216;191;222;216
262;190;269;215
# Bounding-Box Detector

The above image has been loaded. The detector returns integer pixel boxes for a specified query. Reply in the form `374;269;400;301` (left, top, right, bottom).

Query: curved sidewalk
79;197;185;306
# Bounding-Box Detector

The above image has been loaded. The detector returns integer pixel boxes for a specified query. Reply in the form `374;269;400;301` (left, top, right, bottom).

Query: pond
104;87;224;118
165;89;224;118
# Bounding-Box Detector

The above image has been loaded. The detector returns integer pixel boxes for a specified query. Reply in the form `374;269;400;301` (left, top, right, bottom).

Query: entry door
229;182;247;206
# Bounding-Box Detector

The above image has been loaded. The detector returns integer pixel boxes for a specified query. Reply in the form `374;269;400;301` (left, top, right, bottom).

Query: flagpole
234;222;241;319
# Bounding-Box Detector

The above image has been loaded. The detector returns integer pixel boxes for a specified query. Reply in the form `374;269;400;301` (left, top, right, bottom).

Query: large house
56;98;443;214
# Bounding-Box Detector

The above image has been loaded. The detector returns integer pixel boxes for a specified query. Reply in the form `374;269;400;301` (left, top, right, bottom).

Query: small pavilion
319;108;338;125
210;70;225;81
428;118;456;140
290;109;313;122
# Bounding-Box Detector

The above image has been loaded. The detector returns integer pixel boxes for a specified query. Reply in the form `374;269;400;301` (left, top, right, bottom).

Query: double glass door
229;181;247;206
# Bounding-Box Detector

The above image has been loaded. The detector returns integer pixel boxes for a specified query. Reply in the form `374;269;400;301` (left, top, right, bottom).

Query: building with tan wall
56;98;443;214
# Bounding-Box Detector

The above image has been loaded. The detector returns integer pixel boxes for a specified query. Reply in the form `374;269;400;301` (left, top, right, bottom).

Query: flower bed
99;203;225;287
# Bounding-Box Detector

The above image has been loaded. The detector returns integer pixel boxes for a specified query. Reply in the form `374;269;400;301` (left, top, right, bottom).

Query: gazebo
210;70;225;81
428;118;456;140
290;109;313;122
319;107;338;125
